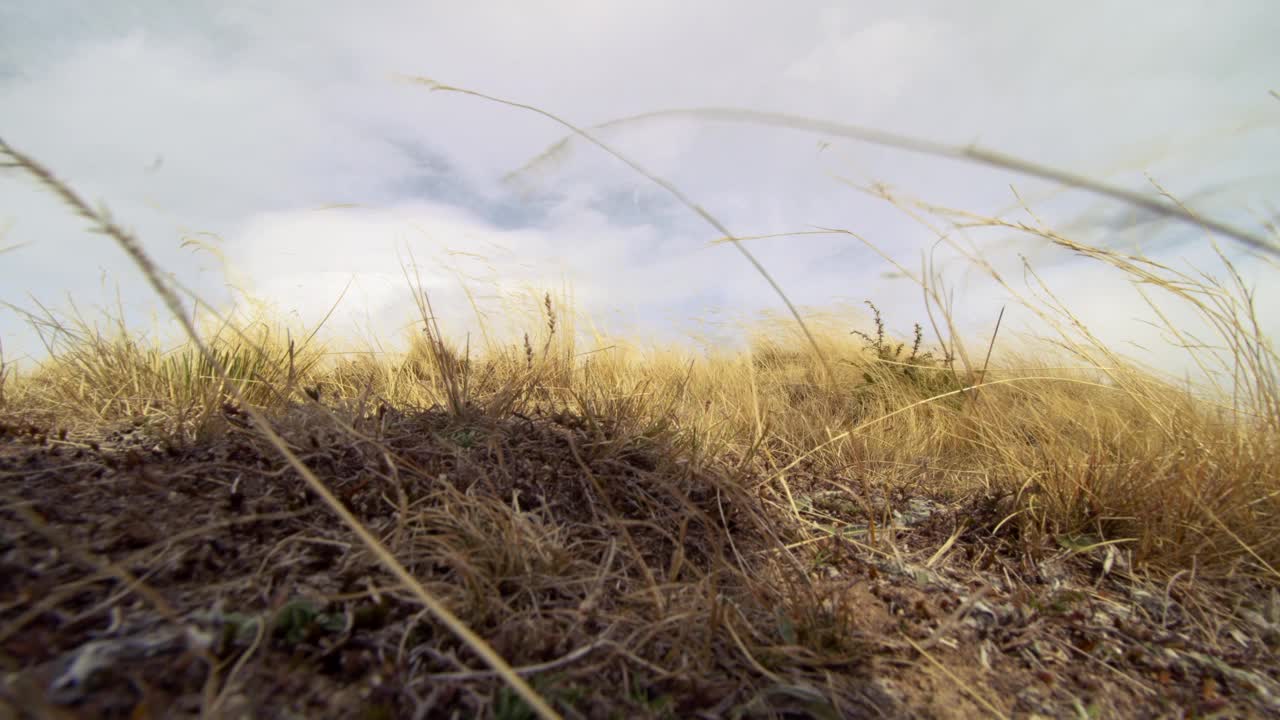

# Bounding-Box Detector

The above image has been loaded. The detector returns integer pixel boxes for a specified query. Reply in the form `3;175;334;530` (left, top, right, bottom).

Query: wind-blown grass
2;86;1278;715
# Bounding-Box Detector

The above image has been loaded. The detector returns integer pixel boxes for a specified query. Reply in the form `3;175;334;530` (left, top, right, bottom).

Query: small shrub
852;300;962;401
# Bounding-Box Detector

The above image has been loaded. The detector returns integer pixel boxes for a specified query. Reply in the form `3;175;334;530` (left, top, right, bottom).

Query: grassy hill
2;134;1278;718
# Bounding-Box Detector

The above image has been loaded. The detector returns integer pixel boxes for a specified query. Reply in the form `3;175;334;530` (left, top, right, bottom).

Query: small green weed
852;300;963;403
273;598;345;644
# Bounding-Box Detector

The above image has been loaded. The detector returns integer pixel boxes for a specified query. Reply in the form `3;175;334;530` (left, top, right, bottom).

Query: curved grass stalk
0;136;563;720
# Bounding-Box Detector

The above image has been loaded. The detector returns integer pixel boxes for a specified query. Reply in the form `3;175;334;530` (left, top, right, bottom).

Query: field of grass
2;108;1279;719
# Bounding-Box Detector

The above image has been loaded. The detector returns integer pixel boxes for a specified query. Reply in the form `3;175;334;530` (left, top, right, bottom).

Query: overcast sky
2;1;1277;383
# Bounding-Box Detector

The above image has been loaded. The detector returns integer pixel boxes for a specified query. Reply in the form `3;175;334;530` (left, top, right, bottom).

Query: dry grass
3;91;1279;717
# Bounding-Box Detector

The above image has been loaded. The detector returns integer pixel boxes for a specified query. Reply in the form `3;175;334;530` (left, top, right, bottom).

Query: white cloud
2;0;1277;384
783;13;938;111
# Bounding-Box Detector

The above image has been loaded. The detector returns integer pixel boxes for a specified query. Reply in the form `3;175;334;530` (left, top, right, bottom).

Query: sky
2;0;1278;385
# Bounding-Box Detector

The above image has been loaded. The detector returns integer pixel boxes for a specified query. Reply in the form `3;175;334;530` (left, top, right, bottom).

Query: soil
2;405;1278;719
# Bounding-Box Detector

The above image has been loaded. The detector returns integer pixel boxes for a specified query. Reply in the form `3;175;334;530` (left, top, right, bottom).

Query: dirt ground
2;405;1278;719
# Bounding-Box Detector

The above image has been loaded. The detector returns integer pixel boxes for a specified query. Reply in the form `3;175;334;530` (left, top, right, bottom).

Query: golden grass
1;136;562;719
7;275;1277;578
3;87;1278;715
